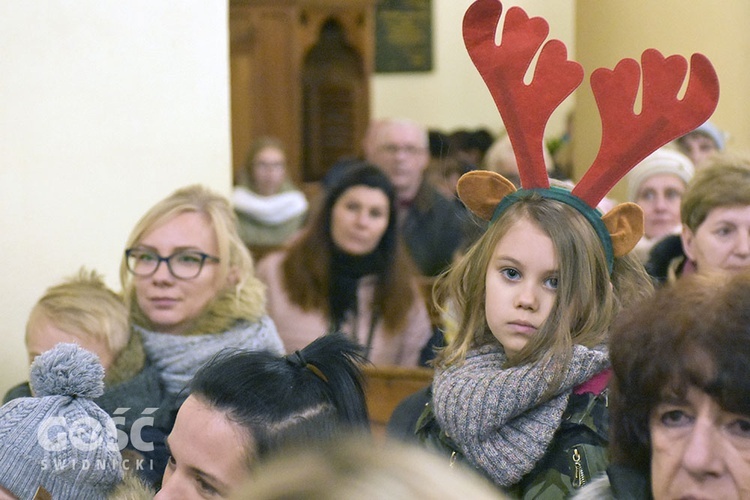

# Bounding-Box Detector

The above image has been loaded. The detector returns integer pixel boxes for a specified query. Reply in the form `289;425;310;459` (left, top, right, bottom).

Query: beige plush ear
456;170;517;221
601;202;644;257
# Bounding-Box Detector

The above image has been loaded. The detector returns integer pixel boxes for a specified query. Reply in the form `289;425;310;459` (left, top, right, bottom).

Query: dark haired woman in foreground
155;333;369;499
576;271;750;499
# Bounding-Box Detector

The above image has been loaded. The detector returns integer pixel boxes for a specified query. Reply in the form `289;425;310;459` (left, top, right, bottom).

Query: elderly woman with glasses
121;185;284;406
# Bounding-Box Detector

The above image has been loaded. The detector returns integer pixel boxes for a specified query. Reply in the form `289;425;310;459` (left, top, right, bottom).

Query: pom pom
29;343;105;399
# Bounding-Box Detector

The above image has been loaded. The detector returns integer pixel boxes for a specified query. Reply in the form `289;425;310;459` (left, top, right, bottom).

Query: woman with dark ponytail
155;333;369;499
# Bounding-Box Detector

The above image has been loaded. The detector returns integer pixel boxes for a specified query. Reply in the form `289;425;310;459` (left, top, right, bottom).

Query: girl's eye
544;276;559;290
500;268;521;280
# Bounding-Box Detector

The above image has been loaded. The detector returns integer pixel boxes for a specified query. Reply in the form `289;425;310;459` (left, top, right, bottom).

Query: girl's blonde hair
27;268;129;354
434;193;652;388
120;185;266;334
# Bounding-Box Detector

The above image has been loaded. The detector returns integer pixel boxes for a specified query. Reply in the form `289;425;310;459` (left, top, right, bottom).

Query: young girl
418;0;720;496
426;175;652;497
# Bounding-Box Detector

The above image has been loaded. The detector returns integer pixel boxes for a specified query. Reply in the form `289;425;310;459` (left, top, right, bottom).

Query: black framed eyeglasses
125;248;220;280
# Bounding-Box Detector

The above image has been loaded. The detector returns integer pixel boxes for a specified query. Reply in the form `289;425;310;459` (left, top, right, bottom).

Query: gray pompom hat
0;343;123;500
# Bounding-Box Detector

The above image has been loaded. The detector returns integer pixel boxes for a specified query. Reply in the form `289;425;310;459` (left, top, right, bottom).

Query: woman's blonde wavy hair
120;185;266;335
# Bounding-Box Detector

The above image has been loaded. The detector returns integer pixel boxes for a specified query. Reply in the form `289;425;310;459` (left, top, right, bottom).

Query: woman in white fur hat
626;147;695;262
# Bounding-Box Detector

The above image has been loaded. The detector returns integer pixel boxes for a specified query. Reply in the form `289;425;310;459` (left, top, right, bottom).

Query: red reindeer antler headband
457;0;720;271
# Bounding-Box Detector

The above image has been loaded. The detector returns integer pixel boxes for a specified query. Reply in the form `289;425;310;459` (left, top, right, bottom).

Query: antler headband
457;0;720;272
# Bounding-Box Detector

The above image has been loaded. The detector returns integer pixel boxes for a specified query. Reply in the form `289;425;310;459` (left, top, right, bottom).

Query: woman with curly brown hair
576;271;750;499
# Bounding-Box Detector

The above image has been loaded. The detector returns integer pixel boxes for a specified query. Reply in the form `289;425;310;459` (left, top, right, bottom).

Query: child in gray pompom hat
0;343;123;500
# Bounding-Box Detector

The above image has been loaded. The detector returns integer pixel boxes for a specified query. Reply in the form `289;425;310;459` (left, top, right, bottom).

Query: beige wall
574;0;750;202
0;1;231;395
372;0;575;138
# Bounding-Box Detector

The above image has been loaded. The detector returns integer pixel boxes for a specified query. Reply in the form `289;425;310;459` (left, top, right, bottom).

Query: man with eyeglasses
364;118;467;277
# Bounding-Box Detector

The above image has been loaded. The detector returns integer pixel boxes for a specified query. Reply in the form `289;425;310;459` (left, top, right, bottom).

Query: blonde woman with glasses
121;185;284;407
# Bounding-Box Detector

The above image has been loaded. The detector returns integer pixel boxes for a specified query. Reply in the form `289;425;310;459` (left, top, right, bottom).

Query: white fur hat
627;148;695;201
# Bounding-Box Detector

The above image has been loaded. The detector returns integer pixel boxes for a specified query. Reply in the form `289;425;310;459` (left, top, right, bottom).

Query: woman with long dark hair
256;163;432;366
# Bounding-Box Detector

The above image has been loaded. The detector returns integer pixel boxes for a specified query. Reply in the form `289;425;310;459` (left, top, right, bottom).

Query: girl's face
330;185;390;256
252;146;286;196
132;211;225;335
157;396;251;499
635;174;686;240
485;217;558;357
682;205;750;275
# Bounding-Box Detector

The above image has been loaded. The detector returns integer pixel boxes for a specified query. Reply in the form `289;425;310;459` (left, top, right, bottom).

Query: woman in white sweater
232;136;308;247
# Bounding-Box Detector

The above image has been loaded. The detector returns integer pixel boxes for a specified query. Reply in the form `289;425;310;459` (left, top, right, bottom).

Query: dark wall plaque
375;0;432;73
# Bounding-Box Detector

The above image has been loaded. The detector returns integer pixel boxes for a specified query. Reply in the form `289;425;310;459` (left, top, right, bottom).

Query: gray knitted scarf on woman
432;342;610;487
136;315;283;400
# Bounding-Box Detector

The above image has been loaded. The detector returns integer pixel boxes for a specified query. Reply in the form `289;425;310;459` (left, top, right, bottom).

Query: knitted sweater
232;185;308;247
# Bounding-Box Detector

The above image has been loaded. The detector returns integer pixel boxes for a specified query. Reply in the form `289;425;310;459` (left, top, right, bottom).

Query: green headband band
491;187;614;274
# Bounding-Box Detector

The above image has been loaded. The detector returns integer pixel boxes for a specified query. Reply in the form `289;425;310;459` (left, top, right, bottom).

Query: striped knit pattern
433;342;610;487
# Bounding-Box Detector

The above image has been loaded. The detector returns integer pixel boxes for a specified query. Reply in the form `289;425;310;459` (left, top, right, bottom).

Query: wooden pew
362;365;433;441
417;276;443;329
247;244;283;263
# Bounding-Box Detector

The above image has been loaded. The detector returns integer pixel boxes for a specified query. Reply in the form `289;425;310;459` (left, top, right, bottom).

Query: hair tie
305;363;329;383
287;350;307;368
286;350;329;383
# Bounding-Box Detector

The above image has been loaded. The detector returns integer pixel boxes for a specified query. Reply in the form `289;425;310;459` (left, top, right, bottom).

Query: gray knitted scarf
432;342;610;487
137;315;284;399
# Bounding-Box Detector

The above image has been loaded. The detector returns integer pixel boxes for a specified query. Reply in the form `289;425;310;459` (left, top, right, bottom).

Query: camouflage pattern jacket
573;464;653;499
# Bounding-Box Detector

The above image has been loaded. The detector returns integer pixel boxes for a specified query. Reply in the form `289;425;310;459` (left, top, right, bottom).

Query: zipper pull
572;447;586;488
